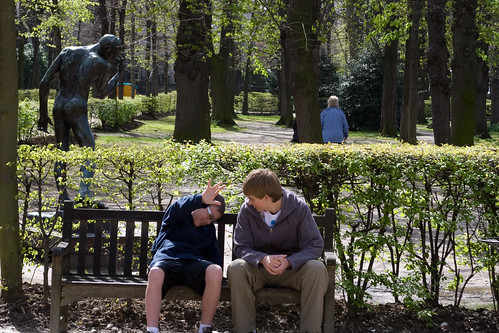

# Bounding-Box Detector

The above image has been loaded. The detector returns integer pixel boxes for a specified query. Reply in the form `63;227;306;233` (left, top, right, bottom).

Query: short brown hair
242;169;282;202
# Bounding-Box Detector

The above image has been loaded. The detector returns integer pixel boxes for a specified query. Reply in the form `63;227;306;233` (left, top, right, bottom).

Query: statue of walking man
38;34;125;207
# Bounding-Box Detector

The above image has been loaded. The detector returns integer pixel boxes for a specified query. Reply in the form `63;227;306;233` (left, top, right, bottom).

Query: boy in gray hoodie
227;169;329;333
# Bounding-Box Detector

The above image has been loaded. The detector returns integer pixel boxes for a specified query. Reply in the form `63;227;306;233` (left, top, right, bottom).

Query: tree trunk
98;0;109;35
277;22;293;128
52;0;62;55
285;0;322;144
145;18;152;96
109;0;117;35
242;55;250;115
400;0;422;144
31;36;41;89
0;0;23;298
130;9;136;98
163;34;170;93
380;38;398;137
17;36;25;89
151;20;159;97
211;0;237;125
346;0;361;60
475;40;490;139
491;54;499;124
427;0;450;145
117;0;126;99
451;0;478;146
173;0;212;143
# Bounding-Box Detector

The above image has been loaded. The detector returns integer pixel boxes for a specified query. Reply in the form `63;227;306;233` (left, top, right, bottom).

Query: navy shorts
150;259;214;298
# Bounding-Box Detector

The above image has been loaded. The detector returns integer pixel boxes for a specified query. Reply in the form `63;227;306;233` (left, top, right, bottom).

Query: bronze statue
38;34;125;207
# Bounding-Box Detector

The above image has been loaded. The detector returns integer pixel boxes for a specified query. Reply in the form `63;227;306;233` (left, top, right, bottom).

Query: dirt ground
1;283;499;333
4;119;498;332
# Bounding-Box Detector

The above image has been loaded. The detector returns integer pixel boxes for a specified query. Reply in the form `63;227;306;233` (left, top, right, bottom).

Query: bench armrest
323;250;336;266
51;241;70;257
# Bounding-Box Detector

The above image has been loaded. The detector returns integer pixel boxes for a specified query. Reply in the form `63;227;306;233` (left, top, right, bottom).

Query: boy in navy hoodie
145;180;226;333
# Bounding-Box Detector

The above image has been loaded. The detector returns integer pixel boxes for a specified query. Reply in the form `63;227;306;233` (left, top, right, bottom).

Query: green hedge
234;92;278;114
17;142;498;314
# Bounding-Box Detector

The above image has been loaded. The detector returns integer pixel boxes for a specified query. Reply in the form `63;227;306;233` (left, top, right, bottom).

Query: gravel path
212;119;435;145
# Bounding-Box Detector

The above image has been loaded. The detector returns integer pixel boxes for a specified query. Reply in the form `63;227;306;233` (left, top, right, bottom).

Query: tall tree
378;0;403;138
475;39;490;138
211;0;238;125
346;0;362;60
151;19;159;97
380;37;399;137
173;0;213;142
0;0;22;298
277;23;293;128
450;0;479;146
492;56;499;125
284;0;322;143
427;0;451;145
116;0;127;99
98;0;109;35
400;0;423;144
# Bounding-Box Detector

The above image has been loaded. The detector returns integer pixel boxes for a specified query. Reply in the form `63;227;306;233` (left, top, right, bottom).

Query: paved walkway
212;119;435;145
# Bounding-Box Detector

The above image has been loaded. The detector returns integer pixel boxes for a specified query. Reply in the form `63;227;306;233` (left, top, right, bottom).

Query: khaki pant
227;258;329;333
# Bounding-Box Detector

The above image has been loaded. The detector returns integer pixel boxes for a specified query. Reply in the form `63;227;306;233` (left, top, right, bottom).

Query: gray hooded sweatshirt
233;188;324;270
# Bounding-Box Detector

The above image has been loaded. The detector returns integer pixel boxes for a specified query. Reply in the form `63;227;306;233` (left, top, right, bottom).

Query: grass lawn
94;114;498;148
95;114;280;147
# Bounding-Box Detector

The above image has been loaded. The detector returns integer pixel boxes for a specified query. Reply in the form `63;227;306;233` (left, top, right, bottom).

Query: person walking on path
320;95;349;144
145;179;226;333
227;169;328;333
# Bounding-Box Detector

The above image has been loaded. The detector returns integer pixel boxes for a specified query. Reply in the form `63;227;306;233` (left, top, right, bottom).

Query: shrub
89;97;141;130
19;89;57;101
339;49;386;131
234;92;278;114
18;99;40;142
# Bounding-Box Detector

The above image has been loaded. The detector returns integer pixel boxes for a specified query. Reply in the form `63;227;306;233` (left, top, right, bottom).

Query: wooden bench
50;200;337;333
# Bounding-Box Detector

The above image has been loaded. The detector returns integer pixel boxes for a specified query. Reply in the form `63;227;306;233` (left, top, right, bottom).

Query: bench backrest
60;201;335;278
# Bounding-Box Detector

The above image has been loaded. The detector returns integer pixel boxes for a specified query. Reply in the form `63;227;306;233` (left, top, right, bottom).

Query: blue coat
149;193;222;269
320;107;349;143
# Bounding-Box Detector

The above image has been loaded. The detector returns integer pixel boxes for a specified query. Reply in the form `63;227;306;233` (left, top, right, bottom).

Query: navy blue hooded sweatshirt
149;193;222;269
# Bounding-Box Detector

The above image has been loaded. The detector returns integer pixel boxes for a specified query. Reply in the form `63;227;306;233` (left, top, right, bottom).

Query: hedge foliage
17;142;498;311
234;92;279;114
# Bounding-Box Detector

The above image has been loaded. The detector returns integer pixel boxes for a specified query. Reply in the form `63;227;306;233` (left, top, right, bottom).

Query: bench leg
50;255;68;333
323;267;335;333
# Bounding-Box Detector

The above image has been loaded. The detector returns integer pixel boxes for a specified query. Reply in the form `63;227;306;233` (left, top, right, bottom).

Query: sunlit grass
94;114;498;148
95;116;175;147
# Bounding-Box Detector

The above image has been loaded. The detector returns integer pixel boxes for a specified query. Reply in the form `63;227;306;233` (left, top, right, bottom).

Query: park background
1;0;499;332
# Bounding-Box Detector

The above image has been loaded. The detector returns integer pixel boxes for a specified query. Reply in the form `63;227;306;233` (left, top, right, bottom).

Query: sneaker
201;327;221;333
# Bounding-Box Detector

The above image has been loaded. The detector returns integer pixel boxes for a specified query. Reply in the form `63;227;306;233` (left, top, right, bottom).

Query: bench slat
93;220;103;275
109;220;118;275
140;221;149;276
77;220;88;275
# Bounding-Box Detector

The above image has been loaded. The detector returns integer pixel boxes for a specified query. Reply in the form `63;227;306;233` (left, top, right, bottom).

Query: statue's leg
70;113;106;208
55;160;70;204
77;160;106;209
78;159;95;199
54;104;72;205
